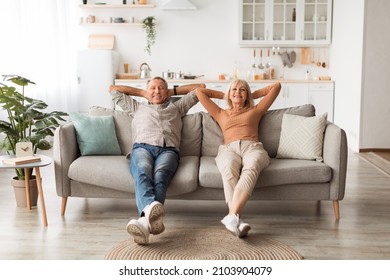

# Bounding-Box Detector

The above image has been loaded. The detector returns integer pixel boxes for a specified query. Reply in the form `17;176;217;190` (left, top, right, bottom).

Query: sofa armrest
53;122;80;197
322;123;348;200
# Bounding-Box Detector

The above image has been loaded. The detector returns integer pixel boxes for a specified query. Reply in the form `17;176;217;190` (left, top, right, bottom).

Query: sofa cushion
89;106;133;156
259;104;316;158
200;112;223;157
68;155;199;196
69;113;121;156
180;113;202;157
276;113;327;161
167;156;199;196
90;107;202;157
199;157;331;189
69;155;133;193
200;104;316;157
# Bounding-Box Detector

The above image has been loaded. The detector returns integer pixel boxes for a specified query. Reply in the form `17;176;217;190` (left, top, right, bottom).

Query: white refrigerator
77;50;119;113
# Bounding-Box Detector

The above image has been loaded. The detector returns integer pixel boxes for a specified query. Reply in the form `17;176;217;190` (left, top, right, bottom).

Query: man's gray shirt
110;90;198;150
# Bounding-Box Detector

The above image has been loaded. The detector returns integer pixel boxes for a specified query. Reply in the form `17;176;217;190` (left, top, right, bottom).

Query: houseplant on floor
0;75;68;207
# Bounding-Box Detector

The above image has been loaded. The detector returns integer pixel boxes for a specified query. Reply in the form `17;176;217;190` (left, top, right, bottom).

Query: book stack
2;155;41;166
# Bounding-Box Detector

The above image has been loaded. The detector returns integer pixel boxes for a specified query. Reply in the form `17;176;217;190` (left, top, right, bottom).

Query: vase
11;176;39;208
83;0;87;4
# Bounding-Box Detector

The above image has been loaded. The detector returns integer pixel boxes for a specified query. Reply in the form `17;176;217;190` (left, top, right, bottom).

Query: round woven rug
105;227;303;260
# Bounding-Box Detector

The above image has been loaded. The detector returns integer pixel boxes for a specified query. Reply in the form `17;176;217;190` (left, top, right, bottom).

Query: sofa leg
333;200;340;220
61;197;68;216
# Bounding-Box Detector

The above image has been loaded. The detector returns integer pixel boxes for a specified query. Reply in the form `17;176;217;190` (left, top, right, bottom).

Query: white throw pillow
276;113;327;161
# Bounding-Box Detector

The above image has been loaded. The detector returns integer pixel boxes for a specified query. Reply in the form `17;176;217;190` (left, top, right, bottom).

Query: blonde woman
195;80;281;237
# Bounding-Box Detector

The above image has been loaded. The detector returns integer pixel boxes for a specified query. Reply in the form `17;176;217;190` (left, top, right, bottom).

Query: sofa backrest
89;106;134;155
88;104;316;158
200;104;316;158
89;106;203;157
180;112;202;157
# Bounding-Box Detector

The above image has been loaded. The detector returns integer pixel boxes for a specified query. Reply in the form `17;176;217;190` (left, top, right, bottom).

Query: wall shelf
80;22;142;26
79;4;156;8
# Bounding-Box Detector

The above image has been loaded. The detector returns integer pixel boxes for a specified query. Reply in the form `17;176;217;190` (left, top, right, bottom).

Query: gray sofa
53;104;347;219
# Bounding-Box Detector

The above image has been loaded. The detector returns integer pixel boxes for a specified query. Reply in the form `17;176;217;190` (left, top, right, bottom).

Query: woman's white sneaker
238;221;251;238
221;214;240;237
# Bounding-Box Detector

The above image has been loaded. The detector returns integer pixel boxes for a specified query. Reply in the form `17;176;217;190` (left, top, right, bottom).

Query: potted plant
142;16;156;55
0;75;68;206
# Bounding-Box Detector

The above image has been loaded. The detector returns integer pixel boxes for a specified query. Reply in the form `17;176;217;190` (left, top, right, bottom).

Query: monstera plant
0;74;68;180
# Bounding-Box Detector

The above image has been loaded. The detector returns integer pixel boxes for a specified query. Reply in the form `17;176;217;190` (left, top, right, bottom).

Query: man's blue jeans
130;143;179;216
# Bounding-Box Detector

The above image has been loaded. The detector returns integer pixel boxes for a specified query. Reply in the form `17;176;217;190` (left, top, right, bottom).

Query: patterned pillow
276;113;327;161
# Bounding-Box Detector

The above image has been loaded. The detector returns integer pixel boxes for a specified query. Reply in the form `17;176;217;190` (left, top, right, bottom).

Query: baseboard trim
359;148;390;153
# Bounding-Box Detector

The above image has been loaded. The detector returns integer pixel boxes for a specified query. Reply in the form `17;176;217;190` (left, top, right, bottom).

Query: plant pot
11;176;39;208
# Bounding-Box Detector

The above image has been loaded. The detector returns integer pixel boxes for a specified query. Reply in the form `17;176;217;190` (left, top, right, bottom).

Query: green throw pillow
70;113;121;156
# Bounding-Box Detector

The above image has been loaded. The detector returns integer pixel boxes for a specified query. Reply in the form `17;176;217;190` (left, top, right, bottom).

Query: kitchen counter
114;78;335;121
114;78;334;84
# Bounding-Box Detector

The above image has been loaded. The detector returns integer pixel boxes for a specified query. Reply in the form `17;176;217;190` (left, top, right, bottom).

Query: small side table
0;154;52;226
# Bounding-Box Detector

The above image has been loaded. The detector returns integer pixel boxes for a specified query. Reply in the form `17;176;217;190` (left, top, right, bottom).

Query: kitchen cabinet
270;82;334;121
308;82;334;121
239;0;332;47
271;82;309;109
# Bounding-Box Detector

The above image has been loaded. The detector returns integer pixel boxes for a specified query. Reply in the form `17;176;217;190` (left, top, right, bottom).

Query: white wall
360;0;390;149
76;0;331;80
330;0;365;152
76;0;390;151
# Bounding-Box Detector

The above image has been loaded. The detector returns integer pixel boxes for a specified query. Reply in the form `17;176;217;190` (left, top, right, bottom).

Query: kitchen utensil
252;49;257;68
183;74;204;79
139;62;151;79
300;48;310;64
317;49;321;67
175;72;183;79
258;49;264;69
311;48;315;64
322;49;327;68
116;72;139;79
290;50;296;63
162;70;174;79
280;51;292;68
266;48;271;68
88;34;114;49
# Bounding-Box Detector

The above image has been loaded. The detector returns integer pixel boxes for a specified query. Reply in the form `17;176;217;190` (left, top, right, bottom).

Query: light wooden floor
1;150;390;260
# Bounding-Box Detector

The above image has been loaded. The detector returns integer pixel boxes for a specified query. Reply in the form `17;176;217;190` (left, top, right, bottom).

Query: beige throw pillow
276;113;327;161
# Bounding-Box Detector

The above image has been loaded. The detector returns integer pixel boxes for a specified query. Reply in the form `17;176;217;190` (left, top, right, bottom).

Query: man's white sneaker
144;201;165;235
221;214;240;237
238;221;251;238
126;217;149;245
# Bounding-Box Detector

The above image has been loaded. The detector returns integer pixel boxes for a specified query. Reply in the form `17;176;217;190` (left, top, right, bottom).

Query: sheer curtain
0;0;79;112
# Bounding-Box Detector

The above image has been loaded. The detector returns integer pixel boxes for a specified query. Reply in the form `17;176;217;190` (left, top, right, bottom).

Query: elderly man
109;77;205;245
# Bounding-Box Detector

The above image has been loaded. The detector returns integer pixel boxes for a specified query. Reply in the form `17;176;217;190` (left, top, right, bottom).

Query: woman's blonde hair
225;79;254;109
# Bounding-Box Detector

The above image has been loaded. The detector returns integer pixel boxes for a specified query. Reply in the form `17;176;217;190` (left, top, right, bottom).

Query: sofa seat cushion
69;155;133;193
167;156;199;196
68;155;199;196
199;157;331;189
